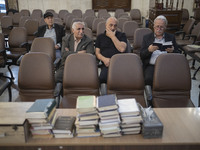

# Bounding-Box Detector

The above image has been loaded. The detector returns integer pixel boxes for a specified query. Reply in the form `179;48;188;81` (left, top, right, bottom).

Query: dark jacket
37;23;65;46
140;32;180;69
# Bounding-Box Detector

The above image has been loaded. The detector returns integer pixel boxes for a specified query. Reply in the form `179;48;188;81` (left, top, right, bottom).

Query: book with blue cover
97;94;118;111
26;99;56;119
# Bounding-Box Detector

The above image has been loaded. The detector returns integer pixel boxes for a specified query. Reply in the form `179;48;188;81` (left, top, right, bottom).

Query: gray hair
106;16;118;25
154;15;168;26
72;21;85;30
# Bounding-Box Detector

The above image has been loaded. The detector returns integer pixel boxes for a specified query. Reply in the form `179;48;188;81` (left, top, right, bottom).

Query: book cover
76;96;96;112
118;98;140;115
153;41;172;51
53;116;76;134
26;99;56;118
97;94;118;111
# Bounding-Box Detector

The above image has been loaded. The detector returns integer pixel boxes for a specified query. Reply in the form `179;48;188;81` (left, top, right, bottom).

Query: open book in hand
153;41;172;51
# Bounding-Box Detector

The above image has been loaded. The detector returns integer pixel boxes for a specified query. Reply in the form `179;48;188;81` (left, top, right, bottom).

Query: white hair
72;21;85;30
154;15;168;26
106;17;118;25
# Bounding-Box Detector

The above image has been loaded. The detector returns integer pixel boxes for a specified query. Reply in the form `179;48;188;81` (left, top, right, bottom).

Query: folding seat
1;16;13;38
118;18;128;31
152;53;194;107
181;8;189;27
0;33;12;102
72;9;82;18
20;9;30;16
122;21;138;44
82;9;95;19
18;52;59;102
24;19;39;45
84;16;96;29
96;21;106;36
132;28;152;56
19;16;30;27
115;9;124;18
58;10;69;20
31;9;42;21
60;53;99;108
12;12;22;27
6;27;28;79
175;18;195;40
130;9;142;26
92;18;104;38
84;27;93;39
107;53;147;107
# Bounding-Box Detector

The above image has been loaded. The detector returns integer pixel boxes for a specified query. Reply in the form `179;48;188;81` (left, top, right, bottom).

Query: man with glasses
55;21;94;83
95;17;127;84
140;15;179;87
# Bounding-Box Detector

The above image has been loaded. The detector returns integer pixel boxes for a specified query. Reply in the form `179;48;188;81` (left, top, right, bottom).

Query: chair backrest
54;18;63;25
8;27;27;52
96;21;106;36
122;21;139;44
98;9;108;18
182;8;189;20
191;22;200;41
72;9;82;18
152;53;194;107
1;16;13;36
61;53;99;108
92;18;105;33
31;9;42;21
58;10;69;20
84;27;93;39
107;53;146;107
20;9;30;16
12;12;22;27
118;18;128;30
19;16;31;27
0;33;6;68
118;12;129;18
82;9;95;19
130;9;142;25
84;16;96;29
24;19;39;42
115;9;124;18
194;9;200;24
18;52;55;101
45;9;55;14
183;18;195;35
30;37;55;61
132;28;152;55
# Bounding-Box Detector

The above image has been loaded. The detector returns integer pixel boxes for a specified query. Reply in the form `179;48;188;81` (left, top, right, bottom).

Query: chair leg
191;59;196;70
7;65;14;79
8;85;12;102
192;66;200;80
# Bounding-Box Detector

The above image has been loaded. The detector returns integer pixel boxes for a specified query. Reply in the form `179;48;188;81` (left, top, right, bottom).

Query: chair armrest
8;26;13;30
16;55;24;65
174;30;184;35
20;42;29;52
144;85;153;107
34;31;38;36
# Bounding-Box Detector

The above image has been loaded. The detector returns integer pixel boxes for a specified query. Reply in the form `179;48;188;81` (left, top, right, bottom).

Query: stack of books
52;115;76;138
75;96;100;137
25;99;57;139
118;98;142;135
97;94;121;138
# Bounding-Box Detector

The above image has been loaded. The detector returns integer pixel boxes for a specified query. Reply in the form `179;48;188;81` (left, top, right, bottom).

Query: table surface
0;102;200;146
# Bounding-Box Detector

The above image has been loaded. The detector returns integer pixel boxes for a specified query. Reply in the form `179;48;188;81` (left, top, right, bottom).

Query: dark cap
44;12;53;19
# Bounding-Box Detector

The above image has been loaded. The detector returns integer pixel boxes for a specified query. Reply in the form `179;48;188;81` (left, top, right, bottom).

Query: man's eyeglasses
154;25;165;30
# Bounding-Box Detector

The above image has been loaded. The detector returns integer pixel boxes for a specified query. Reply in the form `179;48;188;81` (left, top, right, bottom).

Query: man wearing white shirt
140;15;180;87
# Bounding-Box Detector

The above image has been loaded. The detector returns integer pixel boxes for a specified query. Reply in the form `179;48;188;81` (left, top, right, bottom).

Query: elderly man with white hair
140;15;180;87
55;21;94;83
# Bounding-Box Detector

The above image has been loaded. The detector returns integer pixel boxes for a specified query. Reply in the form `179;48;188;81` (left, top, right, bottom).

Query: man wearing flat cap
37;12;65;58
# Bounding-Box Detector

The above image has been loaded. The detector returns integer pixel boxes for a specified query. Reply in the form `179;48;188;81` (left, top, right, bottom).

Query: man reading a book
140;15;180;87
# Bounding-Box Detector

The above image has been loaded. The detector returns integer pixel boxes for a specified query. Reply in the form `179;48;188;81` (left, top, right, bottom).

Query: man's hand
65;47;69;51
55;45;60;50
148;44;158;52
106;27;115;39
102;57;110;67
165;46;174;53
